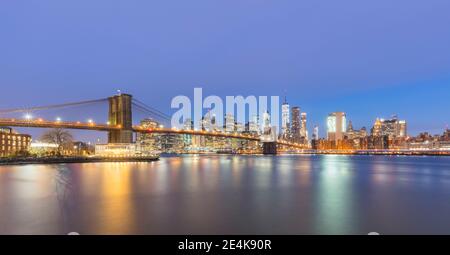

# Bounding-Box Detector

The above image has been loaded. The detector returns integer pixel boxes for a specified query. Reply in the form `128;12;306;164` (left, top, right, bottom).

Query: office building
225;113;235;133
291;107;301;142
327;112;347;142
313;125;319;140
136;119;162;152
281;97;290;136
371;116;407;138
300;113;307;138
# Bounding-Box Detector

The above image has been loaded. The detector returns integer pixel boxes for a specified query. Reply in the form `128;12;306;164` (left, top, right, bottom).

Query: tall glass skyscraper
291;107;301;142
300;113;307;138
281;97;290;136
327;112;347;142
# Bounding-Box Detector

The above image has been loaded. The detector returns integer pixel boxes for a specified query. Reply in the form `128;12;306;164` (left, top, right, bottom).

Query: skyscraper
201;111;214;131
300;113;307;138
183;118;193;130
372;118;383;136
137;118;161;152
372;116;407;138
347;120;354;133
262;111;271;135
281;97;290;136
327;112;347;142
236;122;245;133
313;125;319;140
225;113;235;133
291;107;301;142
398;120;407;137
249;114;260;134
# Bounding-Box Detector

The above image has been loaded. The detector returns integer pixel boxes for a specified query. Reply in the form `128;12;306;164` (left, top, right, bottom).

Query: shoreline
1;152;449;166
0;156;159;166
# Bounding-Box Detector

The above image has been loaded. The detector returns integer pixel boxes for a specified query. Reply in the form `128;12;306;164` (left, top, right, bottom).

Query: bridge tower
262;142;277;155
261;126;278;155
108;93;133;144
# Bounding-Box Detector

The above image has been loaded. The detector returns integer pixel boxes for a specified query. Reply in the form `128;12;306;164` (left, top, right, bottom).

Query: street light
24;114;32;120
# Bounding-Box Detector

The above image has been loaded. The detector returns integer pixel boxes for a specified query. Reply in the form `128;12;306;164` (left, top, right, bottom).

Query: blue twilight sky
1;0;449;141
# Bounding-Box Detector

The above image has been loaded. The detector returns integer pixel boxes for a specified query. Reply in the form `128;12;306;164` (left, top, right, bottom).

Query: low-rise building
29;141;59;156
0;127;31;157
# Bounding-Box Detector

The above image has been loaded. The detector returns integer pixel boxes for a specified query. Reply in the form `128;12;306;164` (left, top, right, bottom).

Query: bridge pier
108;93;133;144
262;142;277;155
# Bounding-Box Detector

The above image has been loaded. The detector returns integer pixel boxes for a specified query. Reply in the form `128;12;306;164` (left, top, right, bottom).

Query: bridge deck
0;118;305;149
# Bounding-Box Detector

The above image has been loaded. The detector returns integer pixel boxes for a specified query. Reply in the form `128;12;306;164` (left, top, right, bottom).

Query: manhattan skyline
1;0;449;138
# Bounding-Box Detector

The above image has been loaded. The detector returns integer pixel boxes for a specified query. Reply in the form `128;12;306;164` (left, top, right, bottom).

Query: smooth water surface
1;155;450;235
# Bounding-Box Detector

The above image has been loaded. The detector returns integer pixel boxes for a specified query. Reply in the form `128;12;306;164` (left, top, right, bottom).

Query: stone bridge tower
108;93;133;144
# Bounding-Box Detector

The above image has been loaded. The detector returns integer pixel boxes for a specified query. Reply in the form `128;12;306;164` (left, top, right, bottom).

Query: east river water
1;155;449;235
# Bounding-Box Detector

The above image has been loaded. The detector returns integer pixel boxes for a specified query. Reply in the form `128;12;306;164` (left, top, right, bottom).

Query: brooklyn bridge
0;93;307;154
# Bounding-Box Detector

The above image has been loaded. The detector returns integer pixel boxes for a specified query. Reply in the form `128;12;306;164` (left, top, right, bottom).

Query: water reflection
0;155;450;234
315;155;356;234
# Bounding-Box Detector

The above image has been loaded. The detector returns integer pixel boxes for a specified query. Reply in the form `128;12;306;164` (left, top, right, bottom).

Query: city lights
0;92;447;156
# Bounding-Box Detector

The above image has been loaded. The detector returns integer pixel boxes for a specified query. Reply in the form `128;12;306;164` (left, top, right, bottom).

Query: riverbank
310;151;450;156
0;156;160;166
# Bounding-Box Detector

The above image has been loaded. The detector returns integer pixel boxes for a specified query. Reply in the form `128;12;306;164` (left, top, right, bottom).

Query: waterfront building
159;133;184;153
361;135;389;150
137;119;162;152
327;112;347;142
404;130;450;151
72;141;94;156
136;118;182;153
95;143;143;157
291;107;301;142
0;127;31;157
29;141;59;156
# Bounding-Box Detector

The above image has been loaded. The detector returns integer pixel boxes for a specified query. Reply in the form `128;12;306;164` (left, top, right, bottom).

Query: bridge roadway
0;118;305;149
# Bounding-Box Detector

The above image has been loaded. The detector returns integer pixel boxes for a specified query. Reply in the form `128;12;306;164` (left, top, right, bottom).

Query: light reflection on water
0;155;450;235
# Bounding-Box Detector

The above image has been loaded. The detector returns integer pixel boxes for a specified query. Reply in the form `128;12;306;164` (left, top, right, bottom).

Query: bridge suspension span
0;93;307;154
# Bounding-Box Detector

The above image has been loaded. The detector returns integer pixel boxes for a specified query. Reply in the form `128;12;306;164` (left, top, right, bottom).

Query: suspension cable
132;103;170;122
0;98;109;114
132;98;170;119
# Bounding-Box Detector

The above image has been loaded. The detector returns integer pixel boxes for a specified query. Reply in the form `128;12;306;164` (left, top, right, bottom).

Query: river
1;155;449;235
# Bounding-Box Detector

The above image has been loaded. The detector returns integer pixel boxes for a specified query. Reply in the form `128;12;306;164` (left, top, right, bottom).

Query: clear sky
1;0;449;141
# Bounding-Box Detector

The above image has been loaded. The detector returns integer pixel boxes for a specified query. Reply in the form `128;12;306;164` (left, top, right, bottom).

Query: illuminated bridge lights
0;117;308;150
